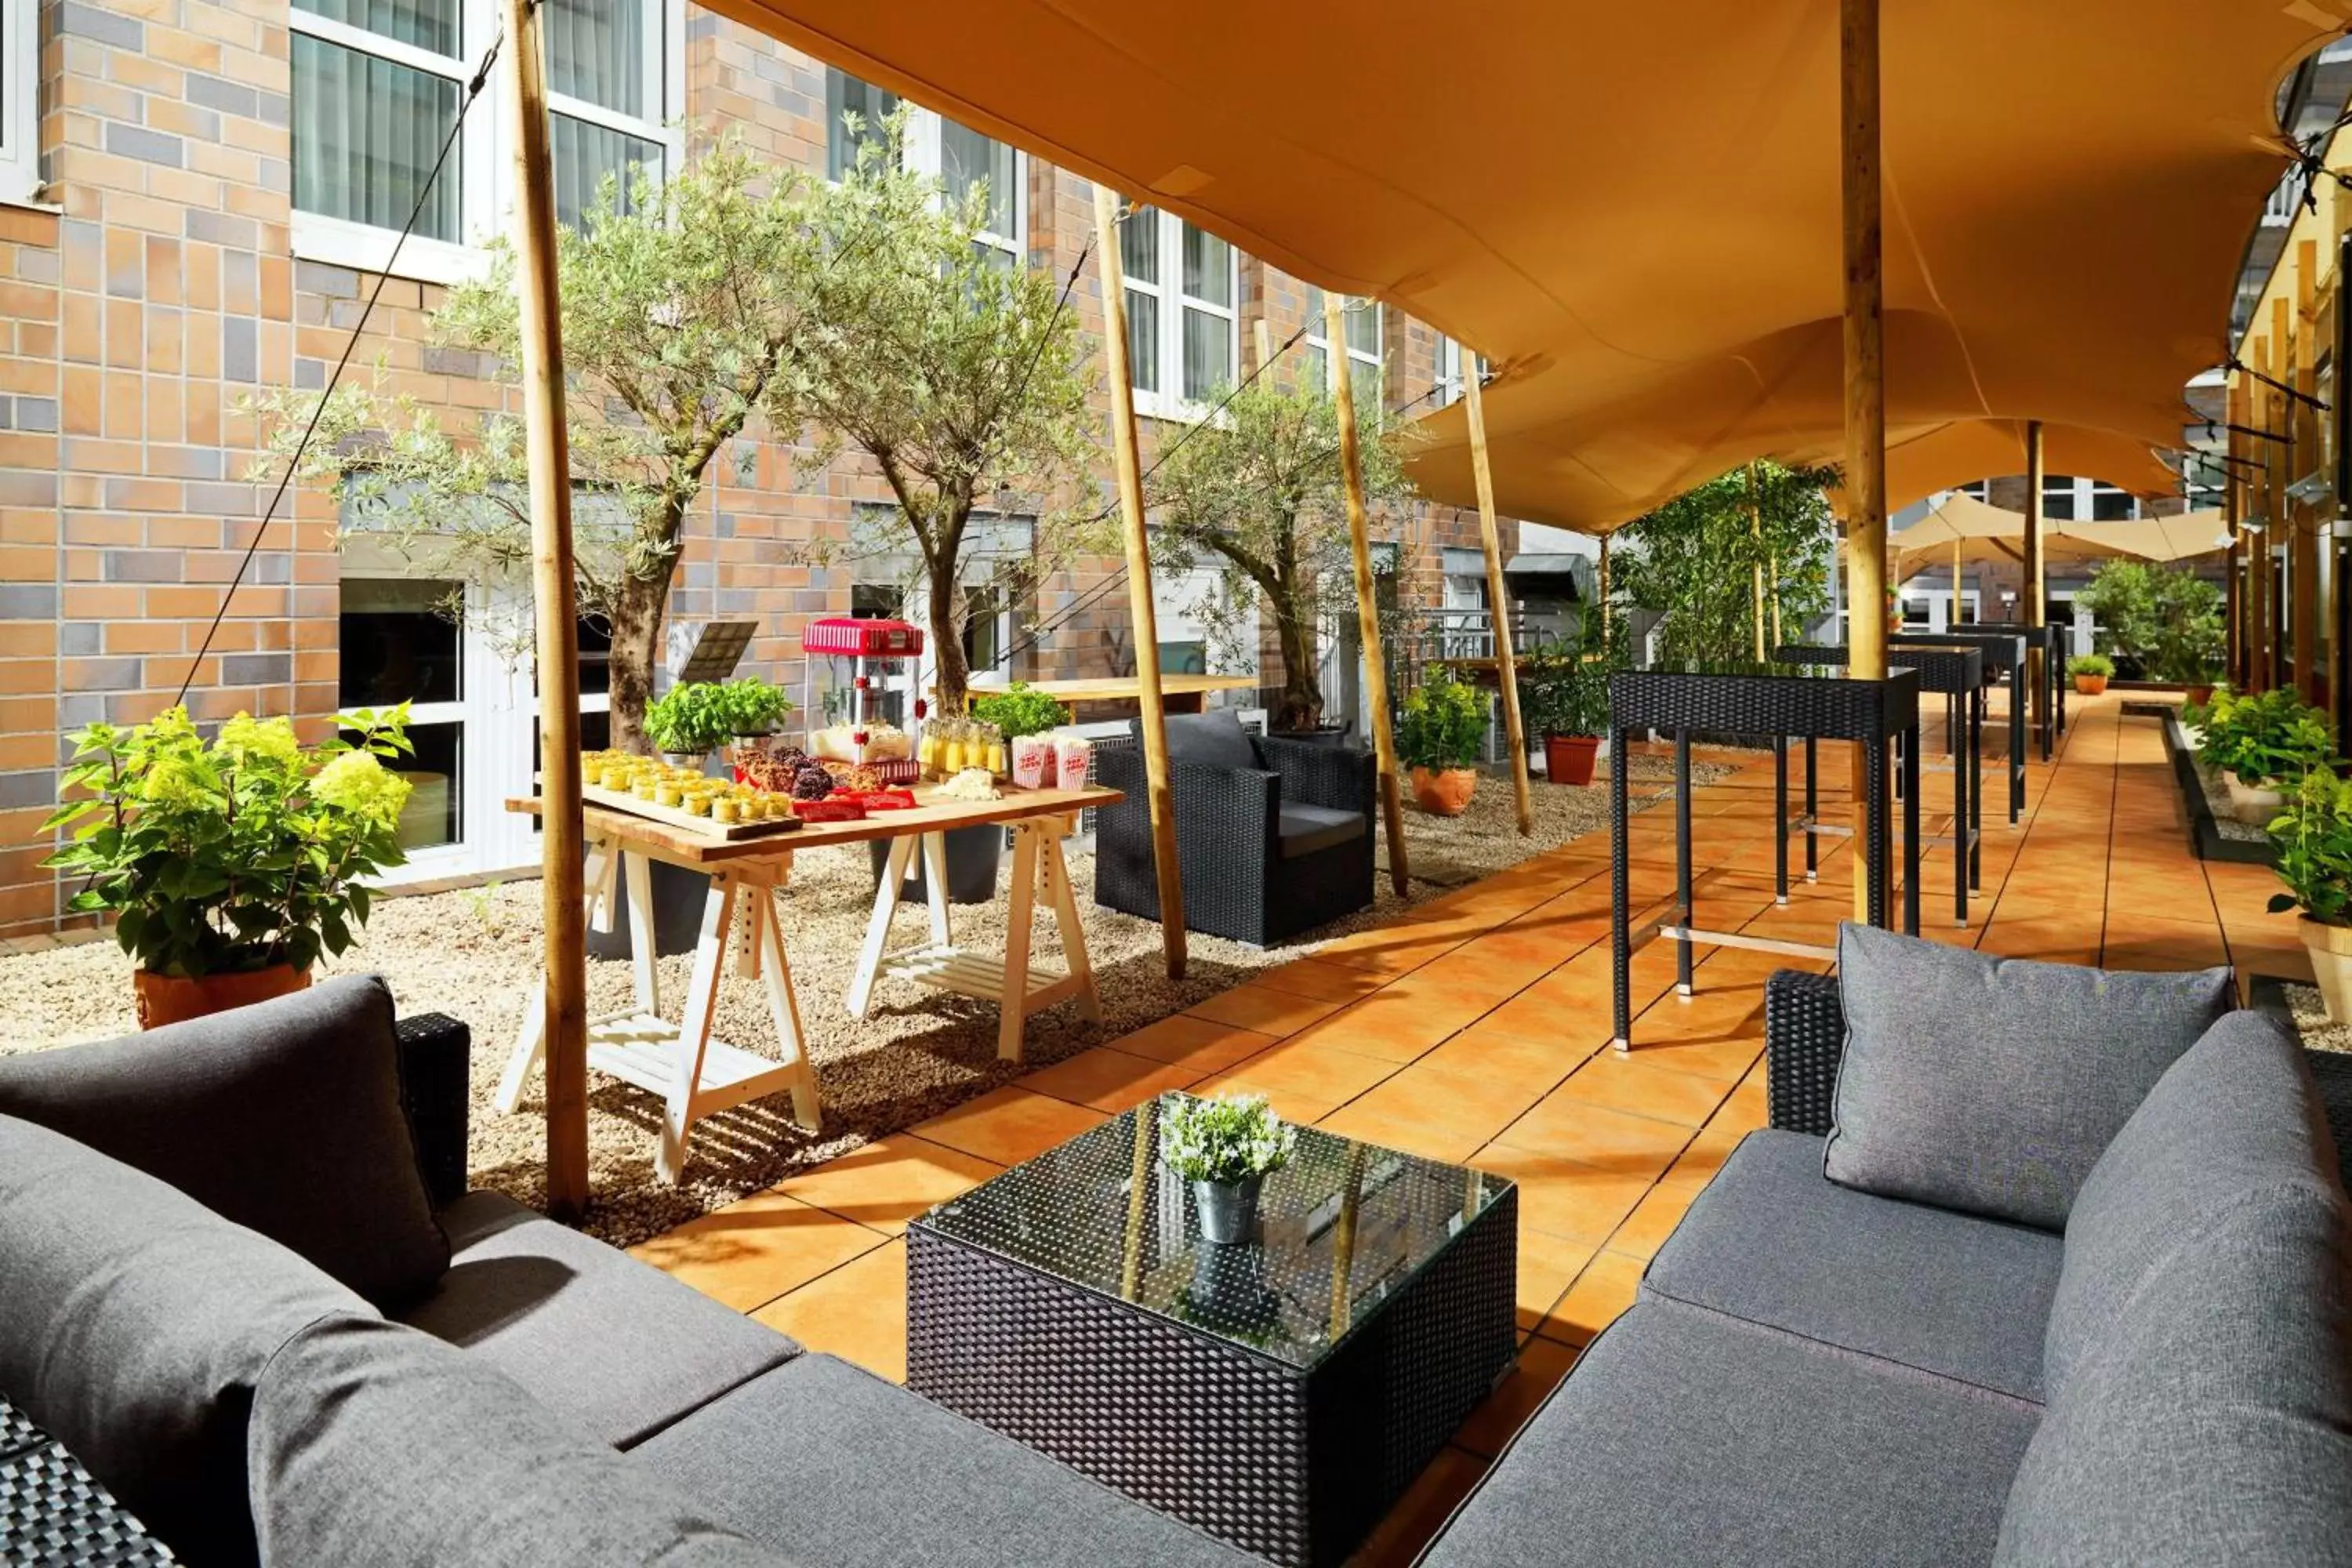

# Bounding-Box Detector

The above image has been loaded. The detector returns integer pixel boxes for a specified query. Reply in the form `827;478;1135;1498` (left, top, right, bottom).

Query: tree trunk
607;570;669;754
926;551;971;718
1272;607;1322;730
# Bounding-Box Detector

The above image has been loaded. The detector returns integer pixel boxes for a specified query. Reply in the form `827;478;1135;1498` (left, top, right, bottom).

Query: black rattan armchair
1093;713;1376;947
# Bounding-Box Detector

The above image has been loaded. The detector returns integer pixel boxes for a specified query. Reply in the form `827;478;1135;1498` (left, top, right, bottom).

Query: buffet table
495;781;1122;1182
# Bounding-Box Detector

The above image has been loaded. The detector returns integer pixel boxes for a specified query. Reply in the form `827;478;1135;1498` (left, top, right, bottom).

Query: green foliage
2269;769;2352;925
793;111;1100;717
246;135;825;750
970;683;1066;740
1160;1092;1297;1185
45;706;415;978
2076;560;2224;682
1145;362;1417;730
1609;462;1837;663
2197;687;2336;787
644;678;790;755
1398;670;1489;771
2066;652;2114;678
1517;612;1624;739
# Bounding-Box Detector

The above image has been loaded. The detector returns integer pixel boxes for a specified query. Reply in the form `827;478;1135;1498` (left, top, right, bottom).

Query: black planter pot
585;853;708;960
869;822;1004;905
1267;724;1351;748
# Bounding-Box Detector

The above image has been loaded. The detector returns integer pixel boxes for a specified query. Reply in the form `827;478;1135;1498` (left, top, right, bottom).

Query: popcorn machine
800;616;924;786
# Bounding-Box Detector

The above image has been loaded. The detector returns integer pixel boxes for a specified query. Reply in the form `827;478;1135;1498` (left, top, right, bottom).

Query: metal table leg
1675;729;1694;997
1610;719;1632;1051
1864;736;1891;930
1773;736;1789;905
1904;720;1922;937
1804;736;1819;881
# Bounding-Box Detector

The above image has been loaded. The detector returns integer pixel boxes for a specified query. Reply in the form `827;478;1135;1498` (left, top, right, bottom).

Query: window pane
292;34;460;241
1181;223;1231;306
1181;306;1229;402
550;113;658;229
2091;487;2136;521
296;0;458;55
1120;205;1160;284
825;68;898;182
1125;286;1160;393
1351;357;1381;412
390;722;462;851
1344;300;1379;358
1302;340;1329;392
940;119;1016;240
577;615;612;698
340;576;461;706
544;0;644;118
2042;477;2077;521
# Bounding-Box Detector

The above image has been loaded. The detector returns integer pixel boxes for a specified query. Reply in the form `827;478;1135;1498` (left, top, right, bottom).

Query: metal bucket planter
1192;1175;1264;1245
869;822;1004;905
2222;770;2287;828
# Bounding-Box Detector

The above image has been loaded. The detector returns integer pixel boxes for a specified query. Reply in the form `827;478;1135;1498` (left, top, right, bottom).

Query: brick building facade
0;0;1521;931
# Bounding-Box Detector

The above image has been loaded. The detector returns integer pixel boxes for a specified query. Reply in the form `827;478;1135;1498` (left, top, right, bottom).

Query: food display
575;750;800;837
801;617;925;786
789;763;836;802
935;767;1000;802
1011;733;1055;790
1054;734;1094;793
919;717;1006;781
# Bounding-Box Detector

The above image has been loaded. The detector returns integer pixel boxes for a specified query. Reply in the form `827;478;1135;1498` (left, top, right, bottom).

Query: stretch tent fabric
702;0;2346;530
1890;492;2226;578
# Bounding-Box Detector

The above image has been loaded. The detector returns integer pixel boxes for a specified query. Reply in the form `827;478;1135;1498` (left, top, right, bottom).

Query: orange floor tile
638;691;2288;1565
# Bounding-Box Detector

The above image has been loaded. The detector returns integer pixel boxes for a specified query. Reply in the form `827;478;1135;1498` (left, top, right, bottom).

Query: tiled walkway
632;691;2298;1564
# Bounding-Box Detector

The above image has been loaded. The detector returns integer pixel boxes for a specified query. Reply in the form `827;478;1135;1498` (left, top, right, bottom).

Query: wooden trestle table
495;781;1122;1183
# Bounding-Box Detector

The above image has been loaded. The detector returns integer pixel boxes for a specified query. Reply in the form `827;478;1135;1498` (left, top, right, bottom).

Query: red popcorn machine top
800;617;925;784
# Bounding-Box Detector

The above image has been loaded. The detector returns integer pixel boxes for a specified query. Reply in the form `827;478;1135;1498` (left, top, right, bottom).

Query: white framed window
1429;332;1490;412
1302;289;1383;411
289;0;684;286
2039;475;2138;522
1117;204;1236;419
823;69;1025;267
0;0;42;205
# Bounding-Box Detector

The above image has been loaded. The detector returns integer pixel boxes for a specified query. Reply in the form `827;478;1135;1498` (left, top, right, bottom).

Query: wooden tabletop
967;674;1256;706
506;782;1123;865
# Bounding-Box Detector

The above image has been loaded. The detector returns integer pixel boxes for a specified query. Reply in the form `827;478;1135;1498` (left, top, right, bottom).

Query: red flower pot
1544;734;1602;786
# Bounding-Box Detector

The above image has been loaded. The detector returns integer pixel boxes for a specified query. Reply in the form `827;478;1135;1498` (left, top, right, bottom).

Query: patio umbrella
2067;509;2233;564
700;0;2337;532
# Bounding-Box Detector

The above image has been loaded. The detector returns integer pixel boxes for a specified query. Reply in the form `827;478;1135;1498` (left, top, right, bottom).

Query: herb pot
2298;916;2352;1022
2187;684;2216;707
658;750;709;771
1192;1174;1263;1245
1543;734;1601;787
1409;765;1479;816
2222;770;2287;827
134;963;310;1031
2074;674;2108;696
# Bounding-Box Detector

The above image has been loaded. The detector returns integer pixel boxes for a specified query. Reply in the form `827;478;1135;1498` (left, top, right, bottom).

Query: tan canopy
706;0;2340;531
1891;492;2225;578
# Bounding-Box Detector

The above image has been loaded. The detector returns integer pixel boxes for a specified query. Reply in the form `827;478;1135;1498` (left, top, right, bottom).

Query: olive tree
249;137;822;752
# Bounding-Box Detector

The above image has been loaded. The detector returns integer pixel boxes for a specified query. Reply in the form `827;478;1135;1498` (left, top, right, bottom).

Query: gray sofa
0;976;1256;1568
1420;924;2352;1567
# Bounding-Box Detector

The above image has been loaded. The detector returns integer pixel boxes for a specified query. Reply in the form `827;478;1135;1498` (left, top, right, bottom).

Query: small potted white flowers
1160;1092;1298;1244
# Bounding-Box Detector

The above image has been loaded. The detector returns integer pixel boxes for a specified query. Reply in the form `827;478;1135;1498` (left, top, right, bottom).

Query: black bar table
1608;662;1921;1052
1967;622;2063;759
1893;630;2027;822
1777;643;1981;928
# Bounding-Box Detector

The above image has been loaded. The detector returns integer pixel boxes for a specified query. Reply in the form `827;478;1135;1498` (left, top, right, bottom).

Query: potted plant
713;677;794;753
644;681;734;767
1160;1091;1298;1245
2198;687;2335;826
1399;670;1489;815
2067;652;2114;696
45;706;414;1029
2269;768;2352;1021
971;683;1067;763
1518;650;1610;786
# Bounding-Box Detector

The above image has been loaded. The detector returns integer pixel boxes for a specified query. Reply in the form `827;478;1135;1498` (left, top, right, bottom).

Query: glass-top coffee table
906;1094;1518;1567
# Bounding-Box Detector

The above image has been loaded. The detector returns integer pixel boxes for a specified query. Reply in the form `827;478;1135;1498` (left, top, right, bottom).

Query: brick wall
0;1;1518;933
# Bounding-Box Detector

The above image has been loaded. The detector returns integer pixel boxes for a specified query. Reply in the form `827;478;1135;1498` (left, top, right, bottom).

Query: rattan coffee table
906;1095;1517;1566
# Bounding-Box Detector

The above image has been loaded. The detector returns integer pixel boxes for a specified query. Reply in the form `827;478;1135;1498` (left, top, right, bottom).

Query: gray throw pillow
2045;1009;2339;1398
1827;923;2230;1231
1994;1181;2352;1566
249;1315;790;1567
0;1114;376;1566
0;973;448;1308
1151;710;1260;772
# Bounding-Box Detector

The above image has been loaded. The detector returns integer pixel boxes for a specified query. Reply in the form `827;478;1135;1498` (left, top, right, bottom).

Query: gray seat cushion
1421;1300;2040;1568
0;974;448;1309
2047;1008;2341;1398
1828;923;2230;1230
1276;801;1366;859
398;1191;798;1450
1643;1129;2061;1403
1152;710;1260;772
1994;1181;2352;1566
630;1352;1261;1567
249;1314;789;1567
0;1114;376;1566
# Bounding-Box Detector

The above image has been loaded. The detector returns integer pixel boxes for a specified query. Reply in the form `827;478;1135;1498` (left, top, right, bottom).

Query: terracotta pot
2186;684;2216;707
133;963;310;1030
2222;770;2287;828
1544;734;1602;787
1409;765;1479;816
2073;674;2109;695
2298;917;2352;1023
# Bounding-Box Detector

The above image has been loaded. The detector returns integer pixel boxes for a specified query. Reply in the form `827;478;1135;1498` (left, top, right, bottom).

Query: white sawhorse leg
848;834;915;1018
756;882;821;1128
1041;818;1100;1027
996;826;1040;1062
659;874;738;1185
495;834;635;1114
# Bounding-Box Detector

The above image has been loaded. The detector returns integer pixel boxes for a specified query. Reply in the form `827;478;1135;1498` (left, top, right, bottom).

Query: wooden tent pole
2024;419;2047;736
1769;552;1782;645
1325;292;1409;895
1841;0;1889;925
1463;364;1534;833
1748;463;1767;660
500;0;588;1221
2292;256;2321;709
1598;532;1612;644
1092;186;1186;978
1952;535;1965;630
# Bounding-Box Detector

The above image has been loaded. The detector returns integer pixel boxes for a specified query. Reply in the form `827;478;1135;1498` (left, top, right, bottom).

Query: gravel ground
1;754;1726;1246
2285;984;2352;1054
2194;758;2273;844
